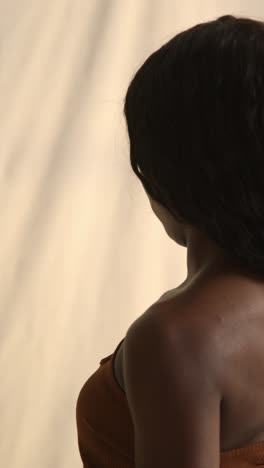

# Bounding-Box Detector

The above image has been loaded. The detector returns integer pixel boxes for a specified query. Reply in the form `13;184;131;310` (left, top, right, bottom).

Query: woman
76;15;264;467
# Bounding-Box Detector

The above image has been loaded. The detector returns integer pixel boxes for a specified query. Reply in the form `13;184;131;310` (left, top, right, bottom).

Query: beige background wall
1;1;263;467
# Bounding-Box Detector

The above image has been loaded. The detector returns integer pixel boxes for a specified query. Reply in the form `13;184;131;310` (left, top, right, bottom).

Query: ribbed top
76;338;264;467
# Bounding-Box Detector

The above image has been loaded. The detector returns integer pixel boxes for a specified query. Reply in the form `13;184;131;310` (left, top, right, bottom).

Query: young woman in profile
76;15;264;468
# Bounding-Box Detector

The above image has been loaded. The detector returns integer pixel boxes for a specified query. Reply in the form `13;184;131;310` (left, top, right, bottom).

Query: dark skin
113;193;264;468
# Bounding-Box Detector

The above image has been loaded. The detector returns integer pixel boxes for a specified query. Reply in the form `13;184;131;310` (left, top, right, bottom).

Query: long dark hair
123;15;264;276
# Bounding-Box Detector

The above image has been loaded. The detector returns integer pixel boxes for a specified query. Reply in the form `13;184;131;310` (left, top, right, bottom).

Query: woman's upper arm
123;304;222;468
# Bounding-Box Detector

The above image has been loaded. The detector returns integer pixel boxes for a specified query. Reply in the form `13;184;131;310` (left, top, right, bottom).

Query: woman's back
114;269;264;453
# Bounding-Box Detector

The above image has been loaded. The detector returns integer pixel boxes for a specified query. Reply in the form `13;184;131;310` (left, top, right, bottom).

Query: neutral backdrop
1;1;263;467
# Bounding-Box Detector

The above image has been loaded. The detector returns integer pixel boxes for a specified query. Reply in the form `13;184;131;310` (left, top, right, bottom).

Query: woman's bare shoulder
144;271;264;357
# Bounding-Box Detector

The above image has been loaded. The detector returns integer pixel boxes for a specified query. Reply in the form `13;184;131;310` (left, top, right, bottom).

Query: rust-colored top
76;338;264;467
